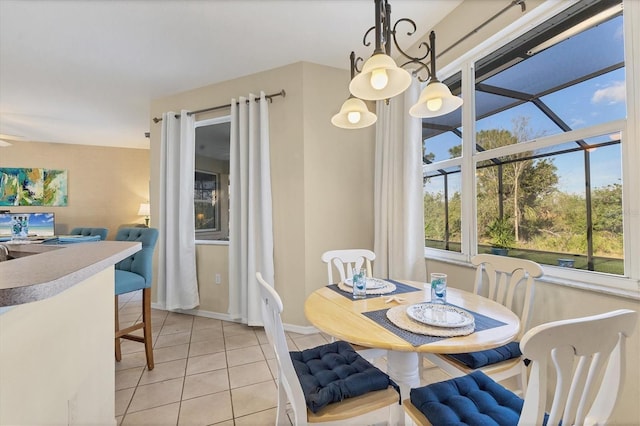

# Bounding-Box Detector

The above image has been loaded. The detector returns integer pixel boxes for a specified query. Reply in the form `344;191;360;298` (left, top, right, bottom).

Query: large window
423;0;631;280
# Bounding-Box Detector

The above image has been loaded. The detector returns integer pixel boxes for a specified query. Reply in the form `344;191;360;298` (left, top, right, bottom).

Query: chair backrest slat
321;249;375;284
472;254;543;338
518;309;637;426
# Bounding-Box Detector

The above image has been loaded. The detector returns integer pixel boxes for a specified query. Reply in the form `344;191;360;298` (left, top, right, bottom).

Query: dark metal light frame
354;0;436;83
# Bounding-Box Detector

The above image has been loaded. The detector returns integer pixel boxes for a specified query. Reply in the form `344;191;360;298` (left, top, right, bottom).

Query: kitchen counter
0;240;140;306
0;239;140;425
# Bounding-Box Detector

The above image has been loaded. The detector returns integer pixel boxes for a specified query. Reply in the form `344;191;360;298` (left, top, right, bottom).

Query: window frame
423;0;640;297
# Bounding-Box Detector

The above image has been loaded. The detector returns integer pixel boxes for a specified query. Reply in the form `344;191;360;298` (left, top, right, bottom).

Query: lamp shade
410;81;463;118
137;203;150;216
331;97;377;129
349;53;412;101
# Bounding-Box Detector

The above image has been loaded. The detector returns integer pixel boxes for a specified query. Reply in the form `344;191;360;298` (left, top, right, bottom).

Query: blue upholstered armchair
114;227;159;370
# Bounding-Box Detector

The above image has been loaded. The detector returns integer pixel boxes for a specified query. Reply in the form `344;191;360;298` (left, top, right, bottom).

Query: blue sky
424;16;626;196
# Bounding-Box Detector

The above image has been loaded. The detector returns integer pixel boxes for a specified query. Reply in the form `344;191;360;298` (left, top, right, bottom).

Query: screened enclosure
422;0;625;274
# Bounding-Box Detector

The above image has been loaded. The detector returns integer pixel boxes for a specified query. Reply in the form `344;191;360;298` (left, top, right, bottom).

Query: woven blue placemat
327;279;420;300
362;305;508;346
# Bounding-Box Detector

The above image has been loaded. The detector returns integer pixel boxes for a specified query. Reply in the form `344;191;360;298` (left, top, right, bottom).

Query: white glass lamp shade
331;97;377;129
137;203;150;216
349;54;412;101
410;81;463;118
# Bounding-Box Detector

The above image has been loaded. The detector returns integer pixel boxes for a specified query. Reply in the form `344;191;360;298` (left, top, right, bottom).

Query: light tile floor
115;291;453;425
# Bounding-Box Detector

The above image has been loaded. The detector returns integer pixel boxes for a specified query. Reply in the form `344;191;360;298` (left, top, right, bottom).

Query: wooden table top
304;280;520;354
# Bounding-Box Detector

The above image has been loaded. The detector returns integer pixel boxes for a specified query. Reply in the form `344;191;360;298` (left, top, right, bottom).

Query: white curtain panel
229;92;275;326
373;79;427;282
157;110;200;310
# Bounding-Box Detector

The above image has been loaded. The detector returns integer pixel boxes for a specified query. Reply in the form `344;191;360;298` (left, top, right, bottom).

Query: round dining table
304;279;520;424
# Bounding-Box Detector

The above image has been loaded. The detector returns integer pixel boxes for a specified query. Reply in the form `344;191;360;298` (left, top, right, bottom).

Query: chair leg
114;295;122;362
142;287;154;370
114;290;154;370
518;361;529;397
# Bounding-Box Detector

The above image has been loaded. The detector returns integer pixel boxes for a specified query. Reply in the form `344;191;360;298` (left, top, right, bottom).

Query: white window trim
424;0;640;298
195;240;229;246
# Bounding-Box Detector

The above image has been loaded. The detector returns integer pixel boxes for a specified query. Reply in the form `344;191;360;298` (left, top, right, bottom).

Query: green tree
424;191;445;241
475;117;558;246
517;158;558;240
425;116;623;263
591;183;623;256
448;191;462;242
592;183;622;233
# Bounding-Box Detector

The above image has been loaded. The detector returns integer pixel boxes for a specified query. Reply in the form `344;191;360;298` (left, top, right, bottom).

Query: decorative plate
406;303;475;328
343;277;388;289
337;280;396;295
386;306;475;337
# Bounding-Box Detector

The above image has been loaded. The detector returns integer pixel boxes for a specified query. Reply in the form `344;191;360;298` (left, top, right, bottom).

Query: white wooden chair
320;249;387;365
405;309;637;426
255;272;399;425
423;254;543;394
321;249;375;284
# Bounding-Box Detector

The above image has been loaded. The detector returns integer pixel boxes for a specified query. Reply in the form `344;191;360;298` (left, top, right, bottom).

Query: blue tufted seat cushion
290;340;399;413
410;370;524;426
446;341;522;369
115;269;148;295
70;227;109;240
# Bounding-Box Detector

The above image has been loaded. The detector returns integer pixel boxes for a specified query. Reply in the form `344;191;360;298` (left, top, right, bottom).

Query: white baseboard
151;303;320;335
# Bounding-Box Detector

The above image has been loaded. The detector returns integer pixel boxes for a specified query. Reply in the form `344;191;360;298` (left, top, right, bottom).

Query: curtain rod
438;0;526;58
152;89;286;123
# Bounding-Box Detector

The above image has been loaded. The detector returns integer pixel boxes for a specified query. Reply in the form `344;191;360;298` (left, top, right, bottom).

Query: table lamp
137;203;150;227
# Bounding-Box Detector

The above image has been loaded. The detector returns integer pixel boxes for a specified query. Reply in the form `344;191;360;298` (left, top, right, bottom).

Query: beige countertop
0;241;140;306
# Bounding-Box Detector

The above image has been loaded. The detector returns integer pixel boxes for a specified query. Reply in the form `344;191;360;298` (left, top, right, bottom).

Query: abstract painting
0;168;68;206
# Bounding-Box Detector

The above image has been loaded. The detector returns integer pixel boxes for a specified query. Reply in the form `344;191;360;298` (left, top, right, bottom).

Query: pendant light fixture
332;52;377;129
348;0;412;101
333;0;462;128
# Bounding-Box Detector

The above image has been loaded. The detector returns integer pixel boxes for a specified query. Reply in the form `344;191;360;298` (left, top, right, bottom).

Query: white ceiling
0;0;461;150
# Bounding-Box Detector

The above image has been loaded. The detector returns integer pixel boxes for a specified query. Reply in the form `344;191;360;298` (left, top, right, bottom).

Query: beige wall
0;140;150;239
150;61;375;325
301;61;377;319
195;244;229;314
